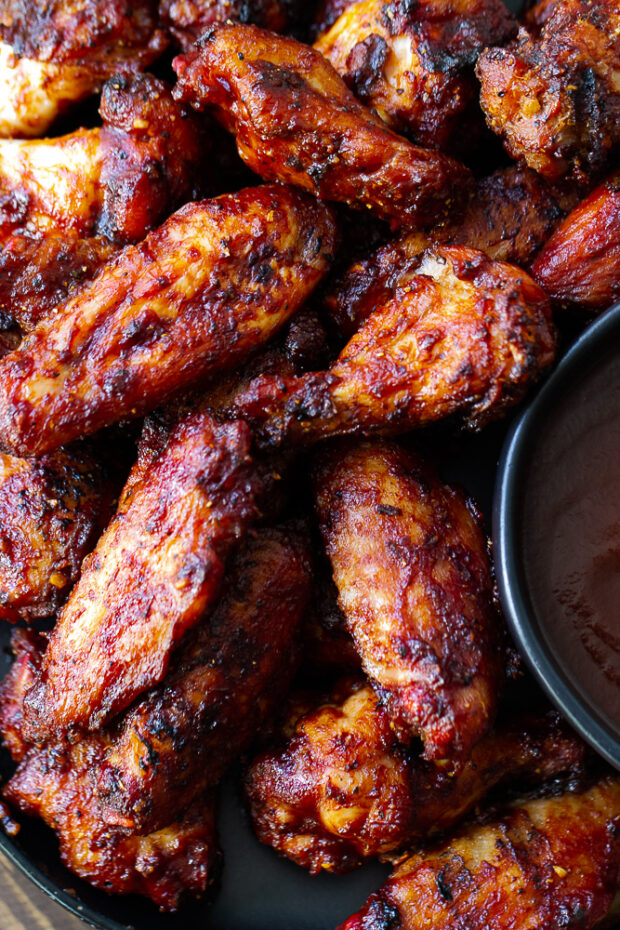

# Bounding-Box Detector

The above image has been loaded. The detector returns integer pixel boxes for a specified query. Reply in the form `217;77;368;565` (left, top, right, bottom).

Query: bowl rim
493;298;620;771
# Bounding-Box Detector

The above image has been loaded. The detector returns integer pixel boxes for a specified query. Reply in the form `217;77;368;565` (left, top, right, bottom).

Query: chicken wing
314;0;516;150
339;775;620;930
477;0;620;181
323;166;568;340
0;184;337;458
0;234;118;331
313;440;503;761
21;411;270;740
172;22;473;229
232;246;555;445
160;0;298;51
5;737;220;911
0;0;166;137
0;444;118;622
246;679;587;873
531;170;620;312
0;72;205;243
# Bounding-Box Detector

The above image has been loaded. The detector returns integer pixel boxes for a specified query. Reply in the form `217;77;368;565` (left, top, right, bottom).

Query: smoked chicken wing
0;0;166;137
531;170;620;312
0;184;337;458
21;411;269;739
477;0;620;181
159;0;299;50
313;440;502;762
314;0;516;149
339;775;620;930
246;679;587;873
172;22;473;229
0;73;205;244
233;246;555;445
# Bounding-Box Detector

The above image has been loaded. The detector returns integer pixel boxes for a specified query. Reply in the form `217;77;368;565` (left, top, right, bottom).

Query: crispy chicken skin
0;0;166;137
0;184;337;458
0;73;205;244
0;445;117;622
246;679;587;873
323;166;568;339
477;0;620;181
339;776;620;930
314;0;516;149
233;246;555;445
0;235;118;331
159;0;297;50
173;23;473;229
531;171;620;312
94;527;311;832
21;412;267;740
5;738;220;911
0;627;44;761
313;440;502;761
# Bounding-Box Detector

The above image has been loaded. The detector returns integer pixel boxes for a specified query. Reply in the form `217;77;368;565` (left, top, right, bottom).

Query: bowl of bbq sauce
494;300;620;770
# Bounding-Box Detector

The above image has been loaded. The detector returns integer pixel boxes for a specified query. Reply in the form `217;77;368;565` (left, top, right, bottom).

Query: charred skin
172;22;473;229
477;0;620;181
4;737;220;912
159;0;298;50
92;527;312;832
302;572;361;672
233;246;556;445
21;412;268;740
0;444;117;622
313;440;503;762
0;184;337;458
338;776;620;930
0;627;44;762
0;235;118;331
245;679;587;873
314;0;516;149
323;166;572;340
0;73;205;243
531;170;620;312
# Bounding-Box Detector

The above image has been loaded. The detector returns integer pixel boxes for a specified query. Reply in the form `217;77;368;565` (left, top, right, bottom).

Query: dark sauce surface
523;348;620;729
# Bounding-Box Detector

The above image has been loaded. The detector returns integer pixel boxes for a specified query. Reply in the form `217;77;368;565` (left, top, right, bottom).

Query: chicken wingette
477;0;620;180
232;245;555;445
313;440;502;762
21;411;270;740
246;679;587;873
0;0;166;137
314;0;516;149
173;22;473;229
532;170;620;312
339;775;620;930
0;445;118;622
0;73;204;244
0;184;337;458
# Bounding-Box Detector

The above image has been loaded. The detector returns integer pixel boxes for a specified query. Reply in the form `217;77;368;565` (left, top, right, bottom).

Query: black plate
493;299;620;773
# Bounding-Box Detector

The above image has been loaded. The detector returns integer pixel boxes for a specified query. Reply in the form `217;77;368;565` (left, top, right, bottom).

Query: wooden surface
0;854;84;930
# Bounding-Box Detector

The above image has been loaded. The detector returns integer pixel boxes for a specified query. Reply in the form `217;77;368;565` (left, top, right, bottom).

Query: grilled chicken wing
339;775;620;930
0;73;204;244
323;166;569;339
0;445;117;622
0;184;336;458
477;0;620;181
21;411;269;740
0;235;118;331
160;0;298;50
313;440;502;761
233;246;555;445
314;0;516;150
0;0;166;137
172;22;473;229
531;170;620;312
246;679;586;873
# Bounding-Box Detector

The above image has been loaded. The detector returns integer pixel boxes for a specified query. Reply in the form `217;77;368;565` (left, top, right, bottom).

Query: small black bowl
494;299;620;771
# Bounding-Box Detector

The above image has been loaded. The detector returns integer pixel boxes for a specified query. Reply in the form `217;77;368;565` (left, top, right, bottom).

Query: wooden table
0;855;83;930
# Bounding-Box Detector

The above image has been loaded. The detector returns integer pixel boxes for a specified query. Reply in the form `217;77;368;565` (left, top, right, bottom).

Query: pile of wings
0;0;619;925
